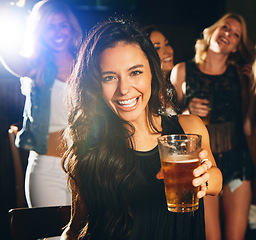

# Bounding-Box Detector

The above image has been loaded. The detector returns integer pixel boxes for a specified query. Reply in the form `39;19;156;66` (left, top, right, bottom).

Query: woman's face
42;13;72;53
209;18;242;55
100;42;152;125
150;31;174;73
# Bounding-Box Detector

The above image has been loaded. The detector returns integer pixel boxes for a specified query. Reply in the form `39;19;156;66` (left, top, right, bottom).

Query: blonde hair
195;13;255;66
22;0;82;84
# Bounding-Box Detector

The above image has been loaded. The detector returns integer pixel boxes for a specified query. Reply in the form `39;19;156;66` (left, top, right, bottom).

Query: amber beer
158;134;201;213
161;155;200;212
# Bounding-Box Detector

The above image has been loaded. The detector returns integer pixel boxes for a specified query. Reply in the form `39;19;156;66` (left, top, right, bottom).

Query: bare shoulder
173;62;186;71
171;62;186;81
177;114;208;136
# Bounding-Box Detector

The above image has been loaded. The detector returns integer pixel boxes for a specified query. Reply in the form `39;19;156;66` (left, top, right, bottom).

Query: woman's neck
199;50;229;75
52;50;74;82
52;50;73;66
131;114;162;151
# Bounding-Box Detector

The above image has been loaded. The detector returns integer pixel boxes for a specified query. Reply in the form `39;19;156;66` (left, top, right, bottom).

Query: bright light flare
16;0;26;8
0;5;27;54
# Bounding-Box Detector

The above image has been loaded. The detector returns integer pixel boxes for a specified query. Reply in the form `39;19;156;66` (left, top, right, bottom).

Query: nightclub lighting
16;0;26;8
0;2;28;55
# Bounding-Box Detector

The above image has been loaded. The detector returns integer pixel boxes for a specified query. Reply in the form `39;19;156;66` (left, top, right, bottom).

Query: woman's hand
156;149;212;198
193;150;211;198
240;63;252;79
188;97;211;117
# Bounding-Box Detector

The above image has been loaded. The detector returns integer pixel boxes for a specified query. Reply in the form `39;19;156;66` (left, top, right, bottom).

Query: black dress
128;115;206;240
184;60;254;186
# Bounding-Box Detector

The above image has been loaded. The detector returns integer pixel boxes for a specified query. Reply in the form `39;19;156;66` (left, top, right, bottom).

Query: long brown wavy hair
62;18;166;239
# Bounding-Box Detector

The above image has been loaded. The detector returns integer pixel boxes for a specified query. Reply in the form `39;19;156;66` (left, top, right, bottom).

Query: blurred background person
0;0;82;211
144;25;179;115
171;13;255;240
143;25;174;79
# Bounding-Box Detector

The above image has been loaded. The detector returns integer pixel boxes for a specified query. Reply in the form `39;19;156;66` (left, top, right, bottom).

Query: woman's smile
100;42;152;124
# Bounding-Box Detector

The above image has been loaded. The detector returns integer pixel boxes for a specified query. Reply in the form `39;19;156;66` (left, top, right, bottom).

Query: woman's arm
171;62;211;117
238;63;256;136
170;62;186;107
178;114;223;197
0;51;30;78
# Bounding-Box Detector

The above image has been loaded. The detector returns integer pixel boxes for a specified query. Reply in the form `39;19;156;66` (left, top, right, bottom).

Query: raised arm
0;50;30;78
170;62;186;107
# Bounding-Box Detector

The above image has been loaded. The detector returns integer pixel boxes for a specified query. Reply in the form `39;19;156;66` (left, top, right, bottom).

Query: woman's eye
221;25;228;30
154;46;160;51
61;23;69;29
102;75;115;82
131;70;142;76
234;33;240;38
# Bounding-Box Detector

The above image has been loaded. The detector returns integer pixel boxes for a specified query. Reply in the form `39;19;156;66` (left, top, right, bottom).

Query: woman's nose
224;28;231;36
118;77;131;95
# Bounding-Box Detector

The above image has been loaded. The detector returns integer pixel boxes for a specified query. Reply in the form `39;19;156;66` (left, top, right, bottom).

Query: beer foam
162;156;199;163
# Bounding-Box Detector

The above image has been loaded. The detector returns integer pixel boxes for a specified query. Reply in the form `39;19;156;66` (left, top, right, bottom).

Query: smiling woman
101;43;152;125
171;12;255;240
0;0;82;230
143;25;179;116
60;18;222;240
144;26;174;79
41;13;73;53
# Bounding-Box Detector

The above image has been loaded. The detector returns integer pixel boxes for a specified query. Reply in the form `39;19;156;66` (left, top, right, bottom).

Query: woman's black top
129;115;206;240
184;60;254;185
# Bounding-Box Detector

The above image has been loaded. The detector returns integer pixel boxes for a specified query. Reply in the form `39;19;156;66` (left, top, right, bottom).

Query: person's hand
156;168;164;180
188;97;211;117
240;63;252;79
156;149;212;199
192;150;211;198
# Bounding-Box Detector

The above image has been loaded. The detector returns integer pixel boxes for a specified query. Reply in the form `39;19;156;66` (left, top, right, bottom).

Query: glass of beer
158;134;202;213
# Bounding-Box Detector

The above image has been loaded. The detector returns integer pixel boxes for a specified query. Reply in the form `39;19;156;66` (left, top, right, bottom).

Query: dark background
0;0;256;239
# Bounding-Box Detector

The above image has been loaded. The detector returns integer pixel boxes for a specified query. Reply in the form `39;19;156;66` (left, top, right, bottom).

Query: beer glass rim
158;134;202;143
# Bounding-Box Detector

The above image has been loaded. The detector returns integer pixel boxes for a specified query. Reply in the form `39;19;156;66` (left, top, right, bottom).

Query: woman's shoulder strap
161;115;184;135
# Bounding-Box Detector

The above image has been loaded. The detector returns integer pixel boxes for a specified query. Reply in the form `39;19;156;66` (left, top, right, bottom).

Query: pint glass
158;134;202;212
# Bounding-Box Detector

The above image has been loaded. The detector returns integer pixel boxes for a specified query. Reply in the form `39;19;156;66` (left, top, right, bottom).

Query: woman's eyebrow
101;70;115;75
128;64;144;71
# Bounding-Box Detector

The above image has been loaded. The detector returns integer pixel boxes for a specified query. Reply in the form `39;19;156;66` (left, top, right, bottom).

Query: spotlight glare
0;6;26;53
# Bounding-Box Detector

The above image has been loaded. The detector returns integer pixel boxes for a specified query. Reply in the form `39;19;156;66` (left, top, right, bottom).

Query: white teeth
118;97;137;107
220;37;228;44
163;57;172;62
55;38;64;43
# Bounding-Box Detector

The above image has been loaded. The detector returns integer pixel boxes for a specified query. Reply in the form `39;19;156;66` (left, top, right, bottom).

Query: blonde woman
171;13;255;240
0;0;82;209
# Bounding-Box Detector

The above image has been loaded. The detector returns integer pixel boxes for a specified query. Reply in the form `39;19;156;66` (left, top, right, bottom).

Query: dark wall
71;0;226;64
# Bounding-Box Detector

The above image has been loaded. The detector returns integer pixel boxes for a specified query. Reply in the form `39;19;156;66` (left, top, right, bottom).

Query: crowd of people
1;0;256;240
